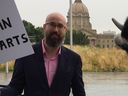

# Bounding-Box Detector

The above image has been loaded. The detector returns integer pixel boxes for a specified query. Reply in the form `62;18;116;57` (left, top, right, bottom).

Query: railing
0;85;24;96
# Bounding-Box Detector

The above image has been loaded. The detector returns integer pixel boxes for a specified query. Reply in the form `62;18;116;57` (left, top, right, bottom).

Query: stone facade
67;0;116;48
96;31;116;48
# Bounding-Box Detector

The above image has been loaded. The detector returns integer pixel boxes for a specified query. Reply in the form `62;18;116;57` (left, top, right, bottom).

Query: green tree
35;27;44;43
64;30;89;45
23;20;44;43
64;30;70;44
23;20;36;42
23;20;36;36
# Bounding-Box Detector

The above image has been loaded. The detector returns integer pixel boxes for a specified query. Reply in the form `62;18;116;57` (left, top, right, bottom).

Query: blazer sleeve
0;86;17;96
8;59;25;95
71;55;86;96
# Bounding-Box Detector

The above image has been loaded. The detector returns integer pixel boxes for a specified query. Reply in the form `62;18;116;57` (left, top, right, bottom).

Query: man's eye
49;22;56;27
58;24;63;28
48;22;64;28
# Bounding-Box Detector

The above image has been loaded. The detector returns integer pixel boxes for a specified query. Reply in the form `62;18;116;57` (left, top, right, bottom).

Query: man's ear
64;26;68;32
65;28;67;32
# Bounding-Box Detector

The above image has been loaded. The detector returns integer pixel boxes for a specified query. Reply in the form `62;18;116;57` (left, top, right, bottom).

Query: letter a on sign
0;0;34;63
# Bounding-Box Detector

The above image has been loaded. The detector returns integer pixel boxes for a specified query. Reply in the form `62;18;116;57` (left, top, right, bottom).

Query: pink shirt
42;40;61;86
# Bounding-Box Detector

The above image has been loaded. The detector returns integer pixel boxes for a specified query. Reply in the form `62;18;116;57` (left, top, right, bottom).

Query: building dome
71;0;89;16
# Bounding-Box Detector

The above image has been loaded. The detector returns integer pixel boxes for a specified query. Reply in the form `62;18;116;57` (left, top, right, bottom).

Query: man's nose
53;26;59;32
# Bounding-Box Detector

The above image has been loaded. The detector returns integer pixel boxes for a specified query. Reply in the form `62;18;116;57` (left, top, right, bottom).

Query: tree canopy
23;20;44;43
65;30;89;45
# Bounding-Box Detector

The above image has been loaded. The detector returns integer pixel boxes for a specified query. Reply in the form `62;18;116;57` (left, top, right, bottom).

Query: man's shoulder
61;46;80;57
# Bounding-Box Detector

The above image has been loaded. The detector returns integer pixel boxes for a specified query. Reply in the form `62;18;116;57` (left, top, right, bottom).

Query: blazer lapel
35;42;49;87
50;46;69;88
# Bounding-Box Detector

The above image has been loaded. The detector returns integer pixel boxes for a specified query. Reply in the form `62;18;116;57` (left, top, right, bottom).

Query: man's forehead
46;20;66;25
46;13;66;24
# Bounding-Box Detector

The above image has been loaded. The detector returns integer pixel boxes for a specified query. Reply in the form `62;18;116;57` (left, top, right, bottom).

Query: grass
0;60;15;71
0;45;128;72
65;45;128;72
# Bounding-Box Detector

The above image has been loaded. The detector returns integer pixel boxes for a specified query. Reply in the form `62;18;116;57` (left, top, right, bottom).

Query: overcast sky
14;0;128;34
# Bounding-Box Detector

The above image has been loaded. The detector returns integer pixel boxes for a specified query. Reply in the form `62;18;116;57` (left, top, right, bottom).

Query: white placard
0;0;34;63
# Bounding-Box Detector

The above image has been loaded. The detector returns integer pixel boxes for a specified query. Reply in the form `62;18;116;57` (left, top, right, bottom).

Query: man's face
43;19;67;48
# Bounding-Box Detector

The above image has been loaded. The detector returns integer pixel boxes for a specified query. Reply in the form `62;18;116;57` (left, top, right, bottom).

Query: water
84;72;128;96
0;72;128;96
0;72;12;85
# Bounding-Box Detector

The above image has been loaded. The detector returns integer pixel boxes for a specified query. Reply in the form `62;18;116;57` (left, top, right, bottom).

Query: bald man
0;12;86;96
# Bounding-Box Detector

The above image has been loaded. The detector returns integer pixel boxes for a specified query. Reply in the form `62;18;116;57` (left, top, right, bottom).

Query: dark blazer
2;43;86;96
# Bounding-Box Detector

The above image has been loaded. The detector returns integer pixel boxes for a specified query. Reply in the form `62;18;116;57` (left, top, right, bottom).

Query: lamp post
69;0;73;48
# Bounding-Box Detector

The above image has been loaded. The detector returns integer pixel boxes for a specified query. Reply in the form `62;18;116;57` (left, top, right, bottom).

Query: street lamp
69;0;73;48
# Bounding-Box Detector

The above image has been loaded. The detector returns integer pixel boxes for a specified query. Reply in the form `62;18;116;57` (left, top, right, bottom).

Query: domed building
67;0;115;48
67;0;97;46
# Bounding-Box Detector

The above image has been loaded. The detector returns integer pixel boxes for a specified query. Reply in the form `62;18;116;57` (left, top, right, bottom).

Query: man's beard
46;32;64;48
